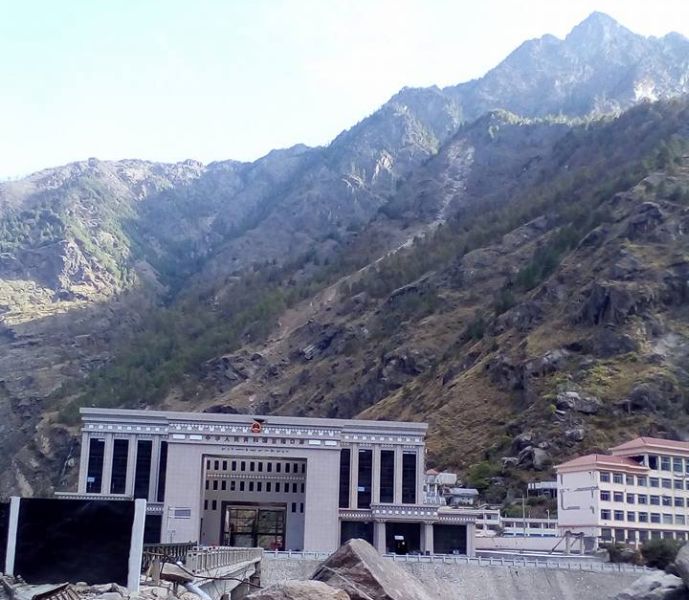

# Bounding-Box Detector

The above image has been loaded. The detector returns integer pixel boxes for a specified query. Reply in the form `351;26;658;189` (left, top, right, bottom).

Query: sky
1;0;689;178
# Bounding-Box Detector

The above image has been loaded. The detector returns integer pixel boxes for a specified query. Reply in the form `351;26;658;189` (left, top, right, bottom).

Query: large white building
556;437;689;546
65;408;479;555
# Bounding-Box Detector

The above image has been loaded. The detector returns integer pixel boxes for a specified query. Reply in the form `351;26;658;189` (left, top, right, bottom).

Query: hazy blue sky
2;0;689;178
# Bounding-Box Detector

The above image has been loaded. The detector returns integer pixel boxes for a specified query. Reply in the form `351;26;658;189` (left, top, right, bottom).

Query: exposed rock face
556;391;603;415
247;580;350;600
613;571;687;599
674;543;689;589
311;539;434;600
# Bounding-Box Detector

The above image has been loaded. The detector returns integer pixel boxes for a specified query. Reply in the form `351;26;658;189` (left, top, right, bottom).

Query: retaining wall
260;558;638;600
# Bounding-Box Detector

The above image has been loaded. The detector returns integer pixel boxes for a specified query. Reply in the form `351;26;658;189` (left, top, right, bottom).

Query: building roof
610;436;689;454
555;453;648;474
448;488;479;496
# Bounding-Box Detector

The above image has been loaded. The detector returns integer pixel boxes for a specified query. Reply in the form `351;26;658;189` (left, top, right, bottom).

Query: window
613;473;624;484
300;503;304;513
206;459;211;470
661;456;671;471
301;483;305;493
402;453;417;504
613;492;624;502
291;503;296;513
240;481;245;492
600;491;610;501
675;479;684;490
241;461;246;472
662;496;672;507
639;530;649;541
258;463;263;472
213;480;218;490
276;463;281;473
110;439;129;494
249;481;255;492
293;463;299;473
267;462;272;473
380;450;395;503
662;479;672;489
614;511;624;521
357;449;373;509
156;442;168;502
221;480;227;491
232;461;237;471
285;463;290;473
626;474;635;485
275;482;280;493
134;440;152;499
675;497;685;508
266;482;271;492
301;464;306;474
250;462;255;472
651;513;661;524
674;458;683;473
637;476;647;487
648;455;658;470
650;478;660;488
222;460;227;471
601;509;611;520
638;495;648;504
86;438;106;494
627;512;636;522
626;494;635;504
204;500;208;510
678;515;687;526
601;528;612;540
650;495;660;505
638;512;648;523
211;500;217;511
600;472;611;483
231;481;236;491
214;460;219;471
257;482;262;492
663;514;673;525
292;483;297;493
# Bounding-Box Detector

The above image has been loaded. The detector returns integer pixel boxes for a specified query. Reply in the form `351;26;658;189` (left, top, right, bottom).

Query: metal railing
186;547;263;575
262;550;651;574
142;541;197;573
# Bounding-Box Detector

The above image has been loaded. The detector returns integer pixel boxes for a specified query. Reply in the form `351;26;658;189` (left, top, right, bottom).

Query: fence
185;547;263;575
262;550;652;574
141;541;197;573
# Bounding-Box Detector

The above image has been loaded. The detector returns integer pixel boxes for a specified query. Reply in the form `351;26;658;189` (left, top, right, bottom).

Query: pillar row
349;445;359;509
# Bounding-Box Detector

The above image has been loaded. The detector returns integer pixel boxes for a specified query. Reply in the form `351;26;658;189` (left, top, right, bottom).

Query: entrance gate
222;503;286;550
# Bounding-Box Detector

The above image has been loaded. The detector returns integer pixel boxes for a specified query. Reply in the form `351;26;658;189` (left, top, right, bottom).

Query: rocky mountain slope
2;13;689;499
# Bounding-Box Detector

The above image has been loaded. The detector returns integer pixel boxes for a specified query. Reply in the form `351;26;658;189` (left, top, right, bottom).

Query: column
304;452;340;552
394;447;403;504
372;446;381;505
149;438;161;502
127;499;147;592
466;522;476;557
5;496;20;575
349;445;359;509
125;436;137;496
422;522;434;555
102;434;114;495
373;520;386;554
78;432;90;493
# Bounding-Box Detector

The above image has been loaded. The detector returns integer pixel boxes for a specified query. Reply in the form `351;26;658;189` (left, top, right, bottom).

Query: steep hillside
2;13;689;498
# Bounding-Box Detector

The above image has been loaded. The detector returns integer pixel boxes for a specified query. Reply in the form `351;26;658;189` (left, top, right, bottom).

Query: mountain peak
566;11;631;43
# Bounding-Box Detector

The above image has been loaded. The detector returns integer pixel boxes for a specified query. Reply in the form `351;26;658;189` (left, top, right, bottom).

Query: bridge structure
142;544;262;600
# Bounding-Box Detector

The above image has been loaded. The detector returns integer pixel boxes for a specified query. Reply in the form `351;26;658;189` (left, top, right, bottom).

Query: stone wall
260;558;637;600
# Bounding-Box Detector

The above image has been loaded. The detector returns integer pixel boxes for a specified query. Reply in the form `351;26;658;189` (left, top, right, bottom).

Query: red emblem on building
250;421;262;434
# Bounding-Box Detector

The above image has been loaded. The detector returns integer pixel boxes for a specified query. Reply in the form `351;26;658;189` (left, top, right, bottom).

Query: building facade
556;437;689;546
67;408;477;554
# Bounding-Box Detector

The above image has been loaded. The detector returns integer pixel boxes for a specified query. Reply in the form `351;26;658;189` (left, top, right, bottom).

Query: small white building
556;437;689;546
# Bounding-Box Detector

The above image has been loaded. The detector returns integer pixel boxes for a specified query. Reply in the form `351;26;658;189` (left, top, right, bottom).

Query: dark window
267;463;272;473
206;459;210;470
241;461;246;471
214;460;219;471
156;442;168;502
240;481;245;492
258;463;263;472
291;503;296;513
294;463;299;473
339;449;351;508
358;449;373;509
301;463;306;474
205;480;209;490
86;438;105;493
249;481;254;492
257;482;262;492
222;460;227;471
250;462;255;472
232;461;237;471
300;503;304;513
266;482;272;492
213;480;218;490
221;480;227;491
285;463;290;473
134;440;152;499
402;453;417;504
231;481;236;491
204;500;208;510
276;463;281;473
649;455;658;470
110;439;129;494
275;482;280;493
380;450;395;503
301;483;305;493
212;500;217;510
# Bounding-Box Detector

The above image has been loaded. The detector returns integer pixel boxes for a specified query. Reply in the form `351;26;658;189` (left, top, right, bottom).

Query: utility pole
522;495;527;537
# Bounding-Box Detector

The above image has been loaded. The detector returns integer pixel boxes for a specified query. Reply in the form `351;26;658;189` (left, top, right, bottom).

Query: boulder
247;580;350;600
565;428;585;443
614;571;687;599
517;446;550;470
674;542;689;588
556;390;602;414
311;538;434;600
